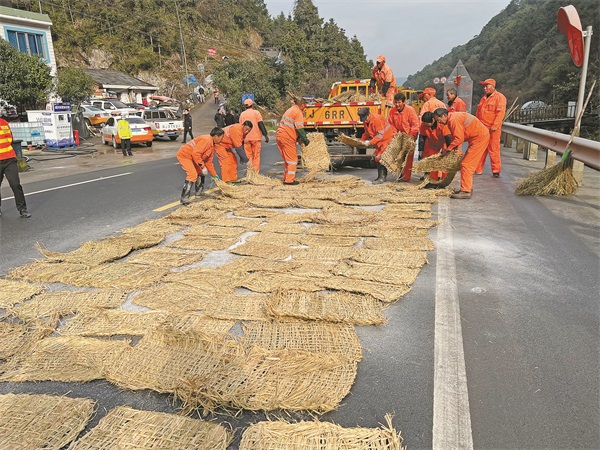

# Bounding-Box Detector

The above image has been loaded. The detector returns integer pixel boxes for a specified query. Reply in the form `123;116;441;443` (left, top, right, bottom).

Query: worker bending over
358;107;395;185
214;121;252;183
276;98;309;185
388;92;419;182
419;112;451;181
239;99;269;172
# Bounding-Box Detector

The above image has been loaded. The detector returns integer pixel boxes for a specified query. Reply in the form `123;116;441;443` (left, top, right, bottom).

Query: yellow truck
303;79;422;168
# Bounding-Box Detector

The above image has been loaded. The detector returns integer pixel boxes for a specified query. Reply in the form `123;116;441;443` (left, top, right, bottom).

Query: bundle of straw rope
337;134;368;148
412;150;462;173
380;132;415;175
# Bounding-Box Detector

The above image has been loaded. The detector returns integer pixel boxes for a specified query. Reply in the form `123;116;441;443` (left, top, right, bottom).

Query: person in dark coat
182;109;193;143
214;108;226;128
225;110;236;126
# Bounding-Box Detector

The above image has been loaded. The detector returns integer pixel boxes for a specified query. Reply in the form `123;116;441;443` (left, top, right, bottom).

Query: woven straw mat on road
0;279;44;308
412;149;462;173
0;394;95;450
380;132;415;175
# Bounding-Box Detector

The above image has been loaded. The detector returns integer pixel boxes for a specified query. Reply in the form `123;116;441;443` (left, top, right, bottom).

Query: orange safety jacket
0;118;16;160
446;112;489;149
371;63;396;94
361;112;395;156
476;90;507;131
220;123;245;149
419;97;446;118
276;104;304;142
176;134;217;176
388;105;419;139
448;96;467;113
420;121;451;153
239;108;263;141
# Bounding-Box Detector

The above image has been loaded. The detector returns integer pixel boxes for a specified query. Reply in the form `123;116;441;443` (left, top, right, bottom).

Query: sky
264;0;513;81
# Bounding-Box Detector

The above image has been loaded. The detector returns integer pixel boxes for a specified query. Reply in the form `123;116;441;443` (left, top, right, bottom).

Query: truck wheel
146;141;153;147
169;136;178;141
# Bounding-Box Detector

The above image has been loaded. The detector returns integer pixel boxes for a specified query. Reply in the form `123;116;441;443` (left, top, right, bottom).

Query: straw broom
515;81;595;196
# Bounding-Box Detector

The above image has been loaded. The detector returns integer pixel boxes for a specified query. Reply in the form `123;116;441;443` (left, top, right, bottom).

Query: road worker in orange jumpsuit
358;107;396;184
419;111;451;181
475;78;506;177
214;121;253;183
369;55;396;107
418;87;446;118
388;92;420;182
176;127;224;205
446;88;468;112
276;98;309;185
239;99;269;172
433;108;489;199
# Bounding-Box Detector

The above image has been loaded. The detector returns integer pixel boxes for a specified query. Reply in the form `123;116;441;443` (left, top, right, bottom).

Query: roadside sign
241;93;255;105
558;5;584;67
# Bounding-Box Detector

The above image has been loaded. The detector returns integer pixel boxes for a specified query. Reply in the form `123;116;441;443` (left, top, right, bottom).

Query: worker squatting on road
418;87;446;118
446;88;468;112
358;107;395;185
0;117;31;218
176;128;223;205
369;55;396;107
239;99;269;172
276;98;310;185
388;92;419;182
214;122;252;183
419;111;451;181
433;108;490;199
475;78;507;177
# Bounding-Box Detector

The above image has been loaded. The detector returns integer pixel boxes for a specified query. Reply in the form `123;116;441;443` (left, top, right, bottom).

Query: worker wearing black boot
357;107;394;185
373;163;388;185
0;118;31;218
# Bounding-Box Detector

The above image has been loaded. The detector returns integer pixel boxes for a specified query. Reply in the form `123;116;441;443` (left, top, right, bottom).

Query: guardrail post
503;132;513;148
516;137;525;154
572;160;584;184
546;150;557;168
522;125;537;161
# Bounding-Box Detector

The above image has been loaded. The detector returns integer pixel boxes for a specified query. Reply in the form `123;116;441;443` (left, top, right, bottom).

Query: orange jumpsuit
176;135;217;181
419;121;451;181
419;97;446;118
361;112;395;162
445;112;489;193
215;123;245;182
276;104;304;183
388;105;419;181
371;63;396;105
239;108;264;172
448;96;467;112
475;90;506;174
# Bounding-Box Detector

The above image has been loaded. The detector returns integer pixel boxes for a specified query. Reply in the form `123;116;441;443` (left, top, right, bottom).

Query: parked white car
90;98;137;117
138;108;183;141
101;116;153;148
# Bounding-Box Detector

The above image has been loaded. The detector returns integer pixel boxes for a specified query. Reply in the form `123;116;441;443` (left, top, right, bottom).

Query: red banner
207;48;217;57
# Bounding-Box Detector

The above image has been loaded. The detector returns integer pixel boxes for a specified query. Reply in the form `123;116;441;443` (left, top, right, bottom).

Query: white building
0;4;57;76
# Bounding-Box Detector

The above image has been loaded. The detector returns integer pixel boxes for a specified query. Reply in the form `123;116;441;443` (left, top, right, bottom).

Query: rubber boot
180;180;193;205
373;163;386;185
194;176;205;197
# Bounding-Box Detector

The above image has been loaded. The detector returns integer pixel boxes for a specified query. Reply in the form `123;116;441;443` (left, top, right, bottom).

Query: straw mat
354;249;428;268
68;405;230;450
166;204;222;224
165;269;239;295
230;242;292;260
0;336;130;382
334;261;421;285
60;309;169;336
65;263;168;289
301;132;331;172
0;279;45;308
320;276;410;303
336;133;368;148
362;236;435;251
412;149;462;173
200;198;247;211
121;218;184;237
299;234;361;247
8;261;88;284
126;247;204;268
233;208;282;218
257;222;308;234
291;260;337;278
376;209;433;219
167;236;238;251
184;224;246;238
246;231;303;246
35;239;134;266
222;256;300;274
0;394;95;450
382;203;434;212
203;293;270;321
268;212;314;223
239;415;404;450
242;272;323;293
380;132;415;175
306;225;363;237
245;165;281;186
131;284;213;312
11;290;128;321
242;320;362;361
292;246;357;261
248;197;296;208
294;198;338;209
161;313;235;335
0;322;53;359
370;219;438;230
337;195;386;206
267;290;385;325
206;216;263;229
311;206;376;226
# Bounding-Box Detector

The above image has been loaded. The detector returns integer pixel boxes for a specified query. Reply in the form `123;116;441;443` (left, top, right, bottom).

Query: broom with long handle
515;80;595;196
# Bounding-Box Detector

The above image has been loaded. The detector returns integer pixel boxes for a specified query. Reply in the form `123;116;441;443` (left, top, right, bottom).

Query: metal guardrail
502;122;600;170
509;105;575;123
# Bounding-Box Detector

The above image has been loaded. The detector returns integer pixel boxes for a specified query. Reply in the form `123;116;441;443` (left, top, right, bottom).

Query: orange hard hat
376;55;386;63
243;98;253;106
479;78;496;87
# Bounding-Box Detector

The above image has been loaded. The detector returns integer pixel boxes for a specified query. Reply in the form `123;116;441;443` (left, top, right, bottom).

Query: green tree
0;39;52;109
56;67;95;104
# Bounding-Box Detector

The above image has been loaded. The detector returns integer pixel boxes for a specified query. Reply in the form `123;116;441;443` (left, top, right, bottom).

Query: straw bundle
242;320;362;361
230;242;292;260
233;208;282;218
292;246;357;261
168;236;238;251
68;406;231;450
257;222;308;234
299;234;361;247
267;290;385;325
65;263;168;289
0;322;53;359
380;132;415;175
239;415;404;450
362;236;435;251
245;165;281;186
333;260;421;285
184;224;246;238
0;336;130;382
354;249;428;268
11;290;127;321
241;272;323;293
0;279;45;308
126;247;204;268
412;150;462;173
0;394;95;450
515;163;579;196
203;293;271;321
60;309;168;336
320;276;410;303
246;231;303;246
301;132;331;173
336;133;368;148
131;284;214;312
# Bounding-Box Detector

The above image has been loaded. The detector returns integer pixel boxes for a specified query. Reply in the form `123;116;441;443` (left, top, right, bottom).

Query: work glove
201;167;208;176
364;140;371;147
302;138;310;146
234;146;249;164
212;175;220;181
265;136;269;143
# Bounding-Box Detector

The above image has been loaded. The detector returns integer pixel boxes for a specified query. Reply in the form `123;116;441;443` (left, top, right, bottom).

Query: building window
6;30;46;59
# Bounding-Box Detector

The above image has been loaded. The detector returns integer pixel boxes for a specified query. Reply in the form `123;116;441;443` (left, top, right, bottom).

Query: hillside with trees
405;0;599;114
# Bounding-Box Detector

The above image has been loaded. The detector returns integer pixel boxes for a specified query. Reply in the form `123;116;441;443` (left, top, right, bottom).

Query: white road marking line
433;198;474;450
1;173;132;201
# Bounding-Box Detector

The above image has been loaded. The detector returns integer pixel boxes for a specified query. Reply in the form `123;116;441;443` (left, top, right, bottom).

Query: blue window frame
5;29;48;61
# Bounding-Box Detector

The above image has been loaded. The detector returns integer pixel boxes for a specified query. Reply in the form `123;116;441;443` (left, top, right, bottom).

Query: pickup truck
303;79;422;168
138;108;183;141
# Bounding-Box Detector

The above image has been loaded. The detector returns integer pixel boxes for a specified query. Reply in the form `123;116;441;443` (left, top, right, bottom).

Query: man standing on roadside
239;98;269;172
369;55;396;107
388;92;419;182
475;78;506;177
446;88;467;112
358;107;395;184
117;116;133;156
182;109;193;143
0;117;31;218
276;98;309;185
433;108;489;199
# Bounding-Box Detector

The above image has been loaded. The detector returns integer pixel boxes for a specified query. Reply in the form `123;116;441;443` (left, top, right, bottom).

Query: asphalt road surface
1;102;598;449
